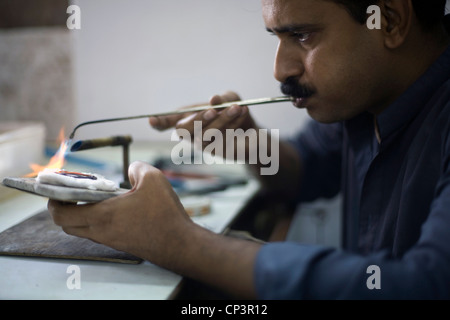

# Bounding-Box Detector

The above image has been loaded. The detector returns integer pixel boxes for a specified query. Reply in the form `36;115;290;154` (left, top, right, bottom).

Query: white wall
71;0;309;142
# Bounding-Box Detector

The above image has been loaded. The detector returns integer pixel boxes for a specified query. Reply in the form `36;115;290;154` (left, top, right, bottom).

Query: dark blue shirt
254;43;450;299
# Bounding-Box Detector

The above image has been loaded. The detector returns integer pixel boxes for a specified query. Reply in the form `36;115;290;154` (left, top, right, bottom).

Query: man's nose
273;41;304;83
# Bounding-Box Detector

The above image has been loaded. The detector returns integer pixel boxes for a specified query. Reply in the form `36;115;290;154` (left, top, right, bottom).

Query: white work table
0;141;259;300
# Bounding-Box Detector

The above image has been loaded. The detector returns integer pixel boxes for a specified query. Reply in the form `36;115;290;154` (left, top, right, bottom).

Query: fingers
48;197;123;248
205;105;249;130
49;161;158;233
209;91;240;105
128;160;162;191
47;161;193;262
149;114;185;131
149;91;242;131
47;200;95;241
174;104;249;136
47;162;144;242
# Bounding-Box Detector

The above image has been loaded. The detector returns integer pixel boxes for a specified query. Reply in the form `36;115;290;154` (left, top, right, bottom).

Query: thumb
128;161;154;190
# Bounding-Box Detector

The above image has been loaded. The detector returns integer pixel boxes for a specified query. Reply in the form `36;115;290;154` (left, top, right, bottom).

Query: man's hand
48;161;194;269
149;91;257;146
48;160;261;298
150;91;259;162
149;90;302;195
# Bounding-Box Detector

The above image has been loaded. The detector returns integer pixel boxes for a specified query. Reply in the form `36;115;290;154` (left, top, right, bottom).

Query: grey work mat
2;177;127;203
0;210;142;264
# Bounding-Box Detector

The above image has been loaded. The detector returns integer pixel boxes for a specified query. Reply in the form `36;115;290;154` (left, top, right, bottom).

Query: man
49;0;450;299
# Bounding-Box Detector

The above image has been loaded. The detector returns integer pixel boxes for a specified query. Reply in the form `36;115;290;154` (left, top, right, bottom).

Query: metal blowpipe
68;96;293;140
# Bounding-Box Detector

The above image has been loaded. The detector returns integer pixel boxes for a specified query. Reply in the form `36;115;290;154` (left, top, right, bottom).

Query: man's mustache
281;77;316;98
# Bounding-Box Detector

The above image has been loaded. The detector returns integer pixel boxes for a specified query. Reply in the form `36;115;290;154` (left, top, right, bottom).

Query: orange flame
25;128;69;178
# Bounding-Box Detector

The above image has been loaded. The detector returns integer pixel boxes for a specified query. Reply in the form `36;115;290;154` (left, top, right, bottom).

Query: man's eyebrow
266;23;322;34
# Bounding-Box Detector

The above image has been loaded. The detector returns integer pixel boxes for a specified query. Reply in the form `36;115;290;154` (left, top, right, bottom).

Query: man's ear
378;0;414;49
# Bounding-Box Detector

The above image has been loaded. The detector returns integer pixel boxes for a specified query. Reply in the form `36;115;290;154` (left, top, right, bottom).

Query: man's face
263;0;391;123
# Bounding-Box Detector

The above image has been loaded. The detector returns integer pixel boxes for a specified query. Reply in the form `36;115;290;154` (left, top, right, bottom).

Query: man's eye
293;32;312;43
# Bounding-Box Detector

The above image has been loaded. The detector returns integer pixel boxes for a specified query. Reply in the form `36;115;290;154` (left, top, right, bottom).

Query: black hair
331;0;447;30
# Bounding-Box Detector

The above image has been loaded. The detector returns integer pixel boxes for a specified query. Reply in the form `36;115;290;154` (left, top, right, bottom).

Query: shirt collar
376;42;450;142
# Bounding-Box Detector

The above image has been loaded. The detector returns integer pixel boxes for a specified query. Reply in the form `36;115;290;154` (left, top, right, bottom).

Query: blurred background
0;0;311;143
